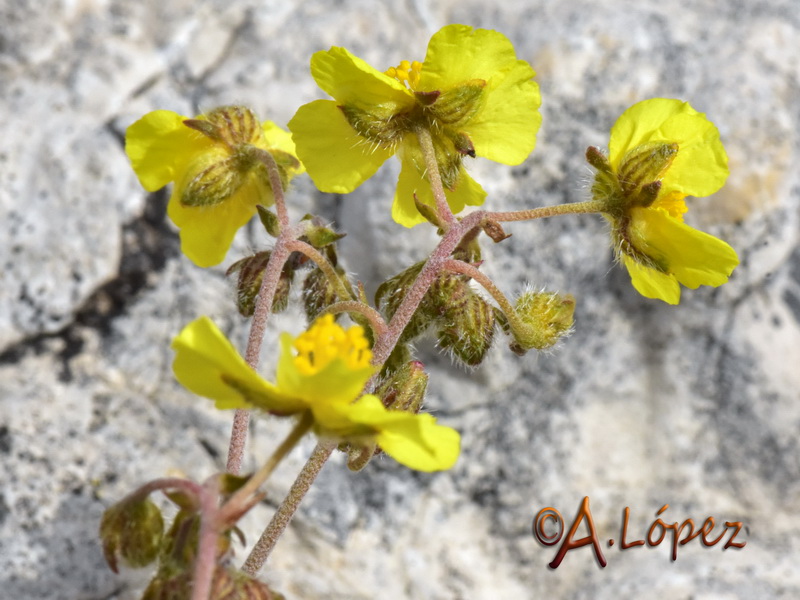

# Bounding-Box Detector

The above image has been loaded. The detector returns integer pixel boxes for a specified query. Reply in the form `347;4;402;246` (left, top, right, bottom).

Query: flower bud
143;566;284;600
227;251;294;317
375;360;429;413
100;496;164;573
303;221;346;249
256;205;280;237
302;265;351;322
375;261;434;342
508;290;575;354
436;290;496;366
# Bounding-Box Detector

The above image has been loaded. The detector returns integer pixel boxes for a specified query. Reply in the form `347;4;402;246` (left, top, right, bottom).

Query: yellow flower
171;315;460;471
289;24;541;227
588;98;739;304
125;106;303;268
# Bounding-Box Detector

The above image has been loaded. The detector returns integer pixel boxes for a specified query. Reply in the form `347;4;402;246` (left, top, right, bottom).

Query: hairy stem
487;200;604;223
241;441;336;575
323;301;389;338
191;478;220;600
415;126;457;229
443;258;530;333
254;148;290;228
226;240;292;475
371;210;485;366
286;239;353;302
219;414;313;524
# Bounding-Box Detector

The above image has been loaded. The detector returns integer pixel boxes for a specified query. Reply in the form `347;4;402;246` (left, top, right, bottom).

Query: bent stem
371;210;485;366
322;301;388;338
285;239;353;302
254;148;290;228
442;259;525;332
220;414;314;523
237;199;602;570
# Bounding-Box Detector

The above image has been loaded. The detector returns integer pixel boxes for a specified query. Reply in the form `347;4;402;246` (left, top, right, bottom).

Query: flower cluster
113;21;744;598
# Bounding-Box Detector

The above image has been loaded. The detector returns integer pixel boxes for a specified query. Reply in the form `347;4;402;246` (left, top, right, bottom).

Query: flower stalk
414;126;457;229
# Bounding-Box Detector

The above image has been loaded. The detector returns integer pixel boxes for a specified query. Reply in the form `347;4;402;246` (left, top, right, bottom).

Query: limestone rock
1;1;798;599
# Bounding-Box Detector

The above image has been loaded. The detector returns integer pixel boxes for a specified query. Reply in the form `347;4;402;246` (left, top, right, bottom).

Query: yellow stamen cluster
652;192;689;222
293;314;372;375
385;60;422;90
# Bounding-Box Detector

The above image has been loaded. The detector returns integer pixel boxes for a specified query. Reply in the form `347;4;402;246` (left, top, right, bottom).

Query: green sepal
99;496;164;573
414;195;446;229
305;225;347;248
256;205;281;237
428;79;486;126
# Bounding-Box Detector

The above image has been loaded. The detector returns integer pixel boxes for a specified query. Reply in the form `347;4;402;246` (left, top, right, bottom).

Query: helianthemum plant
126;106;303;267
289;24;542;226
104;21;739;600
586;98;739;304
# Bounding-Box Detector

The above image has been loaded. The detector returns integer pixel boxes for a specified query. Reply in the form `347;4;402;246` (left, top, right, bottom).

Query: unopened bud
302;265;350;322
257;205;280;237
143;566;284;600
509;290;575;354
227;251;294;317
304;222;346;249
436;291;496;366
375;360;428;413
100;496;164;573
375;261;434;343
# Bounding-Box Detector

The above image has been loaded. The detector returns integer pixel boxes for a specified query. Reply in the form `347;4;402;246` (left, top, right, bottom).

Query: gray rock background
1;0;799;598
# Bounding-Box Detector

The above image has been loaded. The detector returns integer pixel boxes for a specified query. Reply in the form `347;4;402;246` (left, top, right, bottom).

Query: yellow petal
171;317;302;413
622;254;681;304
260;121;305;175
168;165;271;268
310;46;414;110
275;333;375;406
609;99;728;198
631;206;739;290
125;110;213;191
420;25;519;94
462;62;541;165
393;154;487;228
420;26;541;165
289;99;394;193
319;395;461;472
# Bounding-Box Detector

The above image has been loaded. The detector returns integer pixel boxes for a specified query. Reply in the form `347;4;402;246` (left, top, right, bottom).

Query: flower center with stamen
293;314;372;375
385;60;422;90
